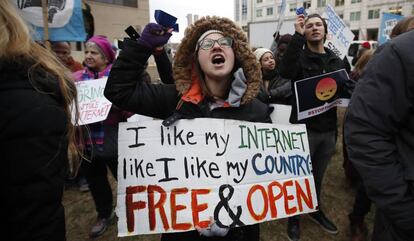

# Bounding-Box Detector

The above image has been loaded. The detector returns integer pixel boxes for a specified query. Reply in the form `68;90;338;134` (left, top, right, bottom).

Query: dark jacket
257;68;292;105
0;59;68;241
344;31;414;241
105;39;270;241
279;32;345;132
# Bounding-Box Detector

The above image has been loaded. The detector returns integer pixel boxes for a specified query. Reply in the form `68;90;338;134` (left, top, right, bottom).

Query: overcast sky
149;0;235;43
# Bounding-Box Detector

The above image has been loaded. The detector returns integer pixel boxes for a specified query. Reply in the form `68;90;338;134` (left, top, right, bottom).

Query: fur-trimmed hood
173;16;262;105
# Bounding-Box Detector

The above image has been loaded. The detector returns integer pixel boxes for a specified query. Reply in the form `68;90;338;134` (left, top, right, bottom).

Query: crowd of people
2;1;413;241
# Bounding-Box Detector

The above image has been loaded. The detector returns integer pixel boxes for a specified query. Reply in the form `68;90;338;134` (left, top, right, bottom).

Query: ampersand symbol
213;184;245;228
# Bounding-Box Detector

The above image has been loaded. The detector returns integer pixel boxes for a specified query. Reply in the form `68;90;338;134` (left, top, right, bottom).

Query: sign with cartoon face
294;69;350;120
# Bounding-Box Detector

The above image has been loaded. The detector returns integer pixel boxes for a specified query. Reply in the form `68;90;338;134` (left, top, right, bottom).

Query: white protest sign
323;4;354;59
270;104;292;125
116;118;317;236
73;77;112;125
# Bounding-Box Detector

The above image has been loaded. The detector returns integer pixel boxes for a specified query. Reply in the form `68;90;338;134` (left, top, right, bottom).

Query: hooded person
104;16;271;241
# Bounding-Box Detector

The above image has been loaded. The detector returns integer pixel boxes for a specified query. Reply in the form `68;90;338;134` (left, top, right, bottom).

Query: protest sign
73;77;112;125
116;118;317;236
323;4;354;59
14;0;86;41
378;12;404;45
269;104;292;125
294;69;350;120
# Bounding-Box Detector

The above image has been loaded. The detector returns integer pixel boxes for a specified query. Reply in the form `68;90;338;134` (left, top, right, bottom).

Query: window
412;5;414;15
242;0;247;20
303;1;311;9
289;3;296;12
338;13;344;19
267;7;273;15
89;0;137;8
257;0;263;3
335;0;344;6
350;11;361;21
351;0;361;3
256;9;263;17
389;6;402;15
317;0;326;8
235;0;240;21
368;9;380;19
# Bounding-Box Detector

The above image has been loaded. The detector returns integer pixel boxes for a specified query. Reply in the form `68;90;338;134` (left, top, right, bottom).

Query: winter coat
257;68;292;105
105;16;271;241
279;32;345;132
1;59;68;241
344;31;414;241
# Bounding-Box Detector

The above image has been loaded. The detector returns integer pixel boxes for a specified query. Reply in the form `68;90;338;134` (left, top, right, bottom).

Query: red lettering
296;179;314;211
148;185;169;231
170;188;191;230
267;181;283;218
247;184;269;221
191;189;211;228
126;185;147;232
283;180;297;215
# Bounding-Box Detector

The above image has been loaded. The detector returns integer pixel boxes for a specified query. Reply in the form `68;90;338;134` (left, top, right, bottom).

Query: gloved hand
195;217;230;237
137;23;172;50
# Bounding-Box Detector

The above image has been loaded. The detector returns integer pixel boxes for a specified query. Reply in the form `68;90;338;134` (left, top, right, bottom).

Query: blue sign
378;12;404;45
15;0;86;41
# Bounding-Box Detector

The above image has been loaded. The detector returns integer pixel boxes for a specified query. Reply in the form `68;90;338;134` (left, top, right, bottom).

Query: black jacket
344;31;414;241
257;68;292;105
105;39;271;241
0;59;68;241
279;32;345;132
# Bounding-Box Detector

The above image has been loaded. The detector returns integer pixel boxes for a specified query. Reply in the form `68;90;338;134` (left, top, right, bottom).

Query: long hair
0;1;81;174
353;49;374;76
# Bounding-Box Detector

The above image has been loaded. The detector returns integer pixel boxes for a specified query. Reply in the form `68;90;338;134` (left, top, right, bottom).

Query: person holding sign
254;47;291;105
345;30;414;241
73;35;132;238
0;2;81;241
105;16;271;241
279;13;345;241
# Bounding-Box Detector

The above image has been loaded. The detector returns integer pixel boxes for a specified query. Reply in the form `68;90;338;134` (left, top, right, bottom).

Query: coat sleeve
344;42;414;234
278;32;305;80
154;48;174;84
104;39;179;120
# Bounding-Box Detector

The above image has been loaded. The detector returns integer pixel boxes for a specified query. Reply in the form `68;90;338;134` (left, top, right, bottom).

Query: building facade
235;0;414;41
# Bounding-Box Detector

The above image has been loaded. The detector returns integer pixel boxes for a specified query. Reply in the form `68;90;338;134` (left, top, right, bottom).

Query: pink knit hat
87;35;116;63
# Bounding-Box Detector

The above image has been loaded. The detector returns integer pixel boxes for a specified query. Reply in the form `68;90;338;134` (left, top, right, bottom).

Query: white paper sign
73;77;112;125
116;118;317;236
323;4;355;59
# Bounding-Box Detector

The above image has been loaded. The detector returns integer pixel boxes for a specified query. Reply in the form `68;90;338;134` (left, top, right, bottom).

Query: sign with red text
294;69;350;120
116;118;317;236
74;77;112;125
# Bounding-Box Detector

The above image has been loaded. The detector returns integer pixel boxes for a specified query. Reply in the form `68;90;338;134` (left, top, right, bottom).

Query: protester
389;16;414;39
351;41;371;66
254;47;291;105
279;13;345;241
274;33;292;65
105;16;271;241
51;41;84;72
1;2;80;241
344;30;414;241
73;35;131;238
342;49;374;241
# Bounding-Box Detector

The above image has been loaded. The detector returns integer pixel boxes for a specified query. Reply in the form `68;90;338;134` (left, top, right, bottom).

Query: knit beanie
254;48;273;61
87;35;116;63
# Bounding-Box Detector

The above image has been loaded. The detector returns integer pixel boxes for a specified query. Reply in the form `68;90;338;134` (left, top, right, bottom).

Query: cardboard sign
323;4;355;59
294;69;350;120
116;118;317;236
73;77;112;125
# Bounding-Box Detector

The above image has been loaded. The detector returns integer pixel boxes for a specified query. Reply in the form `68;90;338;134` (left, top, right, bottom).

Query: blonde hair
354;49;375;76
0;1;81;174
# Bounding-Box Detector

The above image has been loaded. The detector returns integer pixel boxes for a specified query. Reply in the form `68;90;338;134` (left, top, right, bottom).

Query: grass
64;108;374;241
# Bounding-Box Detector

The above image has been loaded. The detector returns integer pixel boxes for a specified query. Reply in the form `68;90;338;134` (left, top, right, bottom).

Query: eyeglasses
198;37;233;50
